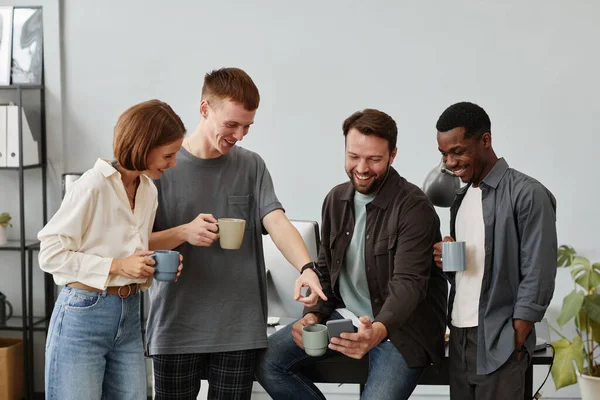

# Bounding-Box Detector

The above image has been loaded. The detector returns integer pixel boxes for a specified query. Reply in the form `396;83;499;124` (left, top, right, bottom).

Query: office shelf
0;316;48;331
0;240;40;251
0;84;43;90
31;316;50;331
0;316;29;331
0;164;44;170
0;69;49;400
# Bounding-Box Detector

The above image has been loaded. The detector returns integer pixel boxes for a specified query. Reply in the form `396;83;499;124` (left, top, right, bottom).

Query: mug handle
5;299;12;319
214;222;219;233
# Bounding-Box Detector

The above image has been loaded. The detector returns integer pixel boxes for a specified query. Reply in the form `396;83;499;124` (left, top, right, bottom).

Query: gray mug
149;250;180;281
302;324;328;357
442;241;466;272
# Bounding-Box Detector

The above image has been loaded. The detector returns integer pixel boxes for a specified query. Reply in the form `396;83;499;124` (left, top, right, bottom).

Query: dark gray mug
0;292;13;326
442;241;466;272
149;250;180;281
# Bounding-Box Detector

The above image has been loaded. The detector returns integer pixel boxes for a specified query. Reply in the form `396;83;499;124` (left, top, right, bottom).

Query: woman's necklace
110;160;139;210
125;177;139;210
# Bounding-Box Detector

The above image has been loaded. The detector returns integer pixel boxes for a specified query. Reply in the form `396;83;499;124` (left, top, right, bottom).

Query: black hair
436;102;491;139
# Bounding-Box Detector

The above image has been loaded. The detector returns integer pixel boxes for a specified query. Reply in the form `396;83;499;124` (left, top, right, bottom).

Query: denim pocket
65;289;101;311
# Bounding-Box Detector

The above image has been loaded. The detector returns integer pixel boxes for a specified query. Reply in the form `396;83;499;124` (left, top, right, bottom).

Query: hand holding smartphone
326;318;354;341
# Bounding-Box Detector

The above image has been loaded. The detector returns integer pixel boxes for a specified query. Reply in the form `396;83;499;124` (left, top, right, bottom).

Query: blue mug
149;250;180;281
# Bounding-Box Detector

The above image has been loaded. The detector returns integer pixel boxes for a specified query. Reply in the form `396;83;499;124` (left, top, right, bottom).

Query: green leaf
583;294;600;324
551;337;585;389
572;256;591;269
575;309;600;344
0;212;11;225
593;263;600;274
570;257;599;291
558;245;576;267
594;326;600;345
557;290;585;328
575;271;600;292
571;266;585;278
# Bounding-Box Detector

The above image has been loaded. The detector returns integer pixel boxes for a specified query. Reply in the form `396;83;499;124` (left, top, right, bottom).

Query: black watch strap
300;261;322;278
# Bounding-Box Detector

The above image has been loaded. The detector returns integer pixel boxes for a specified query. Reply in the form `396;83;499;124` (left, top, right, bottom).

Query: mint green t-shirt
338;191;376;320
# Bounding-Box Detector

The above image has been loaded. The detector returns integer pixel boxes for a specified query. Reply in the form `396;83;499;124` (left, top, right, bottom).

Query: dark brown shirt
304;167;448;368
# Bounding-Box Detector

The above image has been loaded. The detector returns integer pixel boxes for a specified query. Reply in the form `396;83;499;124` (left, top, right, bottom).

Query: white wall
4;0;598;397
60;0;600;250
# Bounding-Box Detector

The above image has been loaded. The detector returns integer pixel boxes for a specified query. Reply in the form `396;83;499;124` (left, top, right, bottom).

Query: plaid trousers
152;349;259;400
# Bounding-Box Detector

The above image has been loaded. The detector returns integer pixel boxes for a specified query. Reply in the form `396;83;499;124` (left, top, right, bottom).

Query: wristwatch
300;261;322;278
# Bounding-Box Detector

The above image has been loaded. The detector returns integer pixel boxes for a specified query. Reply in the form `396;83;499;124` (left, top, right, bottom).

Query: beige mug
216;218;246;250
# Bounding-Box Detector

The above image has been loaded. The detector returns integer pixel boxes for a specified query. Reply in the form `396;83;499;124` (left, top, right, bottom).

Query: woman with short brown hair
38;99;185;399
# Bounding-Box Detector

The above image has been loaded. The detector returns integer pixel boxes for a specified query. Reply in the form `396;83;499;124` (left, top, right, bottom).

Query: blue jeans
256;313;424;400
45;286;147;400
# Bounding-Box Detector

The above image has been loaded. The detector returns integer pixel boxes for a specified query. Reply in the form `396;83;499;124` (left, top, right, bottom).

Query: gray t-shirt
338;191;375;320
146;146;283;355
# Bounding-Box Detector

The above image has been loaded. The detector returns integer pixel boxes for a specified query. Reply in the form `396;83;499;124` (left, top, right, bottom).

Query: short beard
349;163;391;195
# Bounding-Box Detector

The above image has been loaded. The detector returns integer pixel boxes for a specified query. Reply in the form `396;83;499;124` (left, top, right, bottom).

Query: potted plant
0;212;11;245
551;245;600;399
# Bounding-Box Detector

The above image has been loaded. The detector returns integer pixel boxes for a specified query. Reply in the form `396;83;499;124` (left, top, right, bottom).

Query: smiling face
437;127;493;186
143;137;184;179
345;128;397;194
201;98;256;157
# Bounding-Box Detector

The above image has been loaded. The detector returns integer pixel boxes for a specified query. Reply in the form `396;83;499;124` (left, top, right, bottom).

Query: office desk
269;319;553;400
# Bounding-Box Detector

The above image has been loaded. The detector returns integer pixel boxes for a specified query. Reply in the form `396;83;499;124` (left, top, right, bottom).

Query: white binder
6;105;39;167
0;106;6;167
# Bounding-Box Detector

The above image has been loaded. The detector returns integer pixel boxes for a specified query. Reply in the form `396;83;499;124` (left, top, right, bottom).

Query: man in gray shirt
433;102;557;400
146;67;326;400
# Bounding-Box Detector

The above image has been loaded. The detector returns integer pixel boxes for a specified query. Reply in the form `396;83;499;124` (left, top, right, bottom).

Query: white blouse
38;158;158;290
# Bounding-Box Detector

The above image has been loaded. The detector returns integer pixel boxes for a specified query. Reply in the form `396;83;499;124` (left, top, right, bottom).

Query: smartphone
326;318;354;341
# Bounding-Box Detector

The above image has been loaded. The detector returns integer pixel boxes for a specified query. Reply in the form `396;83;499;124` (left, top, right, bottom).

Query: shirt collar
481;157;509;189
93;158;119;177
454;157;509;195
93;158;154;190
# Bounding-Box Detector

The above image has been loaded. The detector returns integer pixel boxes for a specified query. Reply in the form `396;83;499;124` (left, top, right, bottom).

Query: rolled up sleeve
513;183;557;322
37;187;113;290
